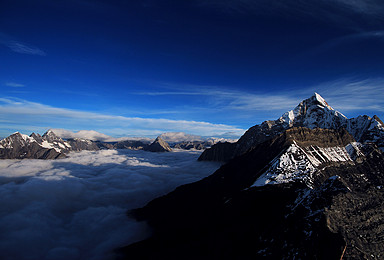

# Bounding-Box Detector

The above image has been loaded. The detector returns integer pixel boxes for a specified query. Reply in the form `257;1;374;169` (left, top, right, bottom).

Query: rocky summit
119;93;384;259
144;137;172;152
199;92;384;162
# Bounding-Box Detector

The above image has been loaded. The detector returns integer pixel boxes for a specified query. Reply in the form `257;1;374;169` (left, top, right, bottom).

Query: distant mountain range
119;93;384;259
0;130;99;159
0;130;234;159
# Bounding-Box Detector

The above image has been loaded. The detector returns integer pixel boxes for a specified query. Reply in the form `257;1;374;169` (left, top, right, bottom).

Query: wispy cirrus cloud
198;0;384;16
137;83;303;112
4;82;25;87
0;33;46;56
300;30;384;59
6;41;46;56
197;0;384;27
0;97;245;138
309;78;384;113
136;79;384;120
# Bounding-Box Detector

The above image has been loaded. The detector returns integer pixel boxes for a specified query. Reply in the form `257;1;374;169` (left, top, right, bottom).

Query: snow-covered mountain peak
278;93;347;129
201;92;384;162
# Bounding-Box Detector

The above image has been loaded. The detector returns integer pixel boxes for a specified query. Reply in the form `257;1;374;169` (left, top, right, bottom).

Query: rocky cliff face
200;93;384;162
119;96;384;259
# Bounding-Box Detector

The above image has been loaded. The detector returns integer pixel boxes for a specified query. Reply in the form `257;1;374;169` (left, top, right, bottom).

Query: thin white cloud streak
50;128;152;142
0;149;222;260
50;129;117;141
301;30;384;58
6;41;46;56
138;85;302;111
198;0;384;17
197;0;384;26
4;82;25;88
308;78;384;113
334;0;384;17
137;79;384;119
0;32;46;56
0;98;245;138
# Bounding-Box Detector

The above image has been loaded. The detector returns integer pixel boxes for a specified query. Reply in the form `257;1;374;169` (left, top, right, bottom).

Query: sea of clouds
0;149;221;260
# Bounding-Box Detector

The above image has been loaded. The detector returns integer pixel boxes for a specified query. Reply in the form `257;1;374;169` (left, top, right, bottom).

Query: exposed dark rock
144;137;172;152
197;141;236;161
66;138;99;151
95;141;116;150
114;140;150;150
29;132;43;144
173;141;209;150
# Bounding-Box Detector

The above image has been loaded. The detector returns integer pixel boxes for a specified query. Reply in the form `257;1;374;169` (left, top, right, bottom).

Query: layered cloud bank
0;149;221;260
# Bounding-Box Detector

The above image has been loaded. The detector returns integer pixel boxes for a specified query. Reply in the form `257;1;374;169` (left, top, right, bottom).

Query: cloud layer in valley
0;149;222;260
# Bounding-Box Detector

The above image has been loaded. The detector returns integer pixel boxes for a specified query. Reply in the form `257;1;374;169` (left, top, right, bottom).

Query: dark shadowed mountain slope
119;127;384;258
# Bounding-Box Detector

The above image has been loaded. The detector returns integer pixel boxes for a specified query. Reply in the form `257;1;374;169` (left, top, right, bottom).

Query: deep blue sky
1;0;384;138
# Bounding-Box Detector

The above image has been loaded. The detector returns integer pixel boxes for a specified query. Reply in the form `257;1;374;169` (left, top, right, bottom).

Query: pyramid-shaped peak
45;129;55;135
42;129;63;142
145;136;172;152
308;92;333;110
43;129;58;137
